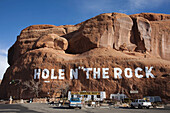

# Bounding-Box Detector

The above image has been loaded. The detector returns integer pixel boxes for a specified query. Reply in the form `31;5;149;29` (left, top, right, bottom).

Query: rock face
130;17;152;52
0;13;170;102
8;25;80;65
150;20;170;60
130;13;170;21
65;13;135;54
130;13;170;60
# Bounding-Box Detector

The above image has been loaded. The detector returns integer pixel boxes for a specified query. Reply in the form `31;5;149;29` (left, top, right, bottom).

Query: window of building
77;95;80;98
97;95;100;98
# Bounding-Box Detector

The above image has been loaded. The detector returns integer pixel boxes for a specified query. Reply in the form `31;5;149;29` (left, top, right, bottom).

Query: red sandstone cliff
0;13;170;101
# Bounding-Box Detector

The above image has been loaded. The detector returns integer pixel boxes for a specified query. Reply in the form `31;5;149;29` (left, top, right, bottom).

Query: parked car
130;99;151;109
143;96;162;107
69;98;82;109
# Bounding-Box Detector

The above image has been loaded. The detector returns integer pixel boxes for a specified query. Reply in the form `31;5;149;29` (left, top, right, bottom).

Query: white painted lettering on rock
33;66;155;80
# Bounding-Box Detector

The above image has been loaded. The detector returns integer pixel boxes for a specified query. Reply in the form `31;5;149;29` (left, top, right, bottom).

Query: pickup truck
130;99;151;109
69;98;82;109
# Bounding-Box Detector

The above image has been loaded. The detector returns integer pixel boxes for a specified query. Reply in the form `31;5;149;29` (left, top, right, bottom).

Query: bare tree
47;81;69;98
45;81;69;105
22;80;42;98
57;83;69;105
59;83;69;98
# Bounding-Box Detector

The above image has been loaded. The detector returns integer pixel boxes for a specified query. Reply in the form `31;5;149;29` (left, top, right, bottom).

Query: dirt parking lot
0;103;170;113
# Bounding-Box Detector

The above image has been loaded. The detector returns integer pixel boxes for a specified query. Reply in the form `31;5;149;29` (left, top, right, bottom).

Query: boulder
35;34;68;50
35;34;56;48
54;36;68;50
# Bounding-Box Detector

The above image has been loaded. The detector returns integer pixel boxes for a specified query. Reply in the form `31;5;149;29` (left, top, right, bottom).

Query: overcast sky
0;0;170;80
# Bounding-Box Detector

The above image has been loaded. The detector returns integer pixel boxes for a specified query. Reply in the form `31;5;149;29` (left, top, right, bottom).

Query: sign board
71;91;100;95
130;90;139;94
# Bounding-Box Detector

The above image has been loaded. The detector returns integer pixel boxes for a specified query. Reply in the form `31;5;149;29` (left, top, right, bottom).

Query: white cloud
0;49;8;55
128;0;166;12
76;0;169;15
117;9;128;14
0;49;9;80
76;0;118;15
83;0;113;10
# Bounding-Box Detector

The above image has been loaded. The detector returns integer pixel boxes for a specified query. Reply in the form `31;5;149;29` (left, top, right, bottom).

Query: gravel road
0;103;169;113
